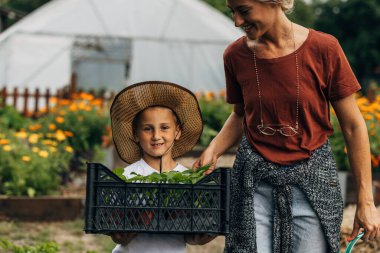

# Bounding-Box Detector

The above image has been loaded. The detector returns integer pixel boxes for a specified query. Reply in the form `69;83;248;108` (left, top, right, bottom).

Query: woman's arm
193;103;244;173
331;94;380;241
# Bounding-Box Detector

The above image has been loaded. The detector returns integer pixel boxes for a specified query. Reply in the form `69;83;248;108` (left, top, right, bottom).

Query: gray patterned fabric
224;136;343;253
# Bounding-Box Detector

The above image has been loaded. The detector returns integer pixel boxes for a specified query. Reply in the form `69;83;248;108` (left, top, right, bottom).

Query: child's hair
132;106;182;136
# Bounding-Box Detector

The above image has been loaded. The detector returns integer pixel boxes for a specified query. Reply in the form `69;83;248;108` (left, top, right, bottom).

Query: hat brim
110;81;203;164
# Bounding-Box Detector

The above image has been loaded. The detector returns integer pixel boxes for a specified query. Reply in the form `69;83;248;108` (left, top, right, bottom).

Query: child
109;81;215;253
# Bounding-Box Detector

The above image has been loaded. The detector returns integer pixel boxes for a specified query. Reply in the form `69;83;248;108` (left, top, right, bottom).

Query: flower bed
0;93;109;197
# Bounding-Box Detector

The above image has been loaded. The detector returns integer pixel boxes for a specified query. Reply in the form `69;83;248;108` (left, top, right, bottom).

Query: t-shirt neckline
139;158;182;173
242;28;313;63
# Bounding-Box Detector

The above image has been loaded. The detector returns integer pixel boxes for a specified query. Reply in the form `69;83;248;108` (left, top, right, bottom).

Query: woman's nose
233;13;244;27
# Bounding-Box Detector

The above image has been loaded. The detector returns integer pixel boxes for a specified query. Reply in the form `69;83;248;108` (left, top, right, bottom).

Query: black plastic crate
84;162;230;235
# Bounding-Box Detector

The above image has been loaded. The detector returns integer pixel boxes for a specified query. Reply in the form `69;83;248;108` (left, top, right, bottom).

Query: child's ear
175;126;182;141
133;134;139;143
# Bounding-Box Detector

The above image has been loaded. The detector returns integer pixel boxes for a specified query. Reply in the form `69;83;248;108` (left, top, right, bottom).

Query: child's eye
143;127;152;131
161;125;170;131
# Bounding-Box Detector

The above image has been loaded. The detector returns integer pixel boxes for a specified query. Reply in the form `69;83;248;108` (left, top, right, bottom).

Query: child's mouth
151;143;164;149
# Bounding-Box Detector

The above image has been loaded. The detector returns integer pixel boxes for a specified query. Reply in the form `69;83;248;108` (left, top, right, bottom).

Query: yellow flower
14;131;28;139
55;130;66;141
364;114;374;120
38;150;49;158
59;110;66;116
28;134;39;144
49;124;56;130
22;156;31;162
32;147;40;153
65;146;74;153
49;146;57;153
0;139;10;145
3;145;12;151
84;105;92;111
56;116;65;124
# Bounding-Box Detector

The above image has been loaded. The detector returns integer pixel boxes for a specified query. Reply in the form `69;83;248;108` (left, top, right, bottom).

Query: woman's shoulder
224;36;246;58
308;29;340;49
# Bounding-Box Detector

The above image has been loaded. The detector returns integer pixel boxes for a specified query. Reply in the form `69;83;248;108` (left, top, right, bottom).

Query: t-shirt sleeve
224;53;243;104
326;38;361;101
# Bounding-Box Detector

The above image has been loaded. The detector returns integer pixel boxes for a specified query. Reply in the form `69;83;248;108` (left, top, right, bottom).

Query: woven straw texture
110;81;203;164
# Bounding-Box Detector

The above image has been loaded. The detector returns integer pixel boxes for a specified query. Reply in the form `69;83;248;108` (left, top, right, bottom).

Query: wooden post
45;88;50;114
69;72;77;98
12;87;18;108
1;87;6;107
23;88;29;116
33;88;40;118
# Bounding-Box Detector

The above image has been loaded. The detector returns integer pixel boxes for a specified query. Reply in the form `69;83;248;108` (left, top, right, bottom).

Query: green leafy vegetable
113;164;212;184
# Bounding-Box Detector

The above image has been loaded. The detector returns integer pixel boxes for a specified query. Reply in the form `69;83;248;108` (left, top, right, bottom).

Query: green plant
0;128;73;196
198;94;232;146
0;239;59;253
330;94;380;171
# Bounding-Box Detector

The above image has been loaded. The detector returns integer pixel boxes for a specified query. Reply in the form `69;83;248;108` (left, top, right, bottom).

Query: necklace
251;22;300;137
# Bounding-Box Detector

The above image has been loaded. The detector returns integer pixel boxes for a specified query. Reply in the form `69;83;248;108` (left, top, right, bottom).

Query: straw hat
110;81;203;164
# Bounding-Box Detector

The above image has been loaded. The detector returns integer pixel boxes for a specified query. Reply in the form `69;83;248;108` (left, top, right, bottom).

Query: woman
194;0;380;252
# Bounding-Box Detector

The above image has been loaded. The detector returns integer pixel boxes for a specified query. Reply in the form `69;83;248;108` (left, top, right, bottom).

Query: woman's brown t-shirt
224;29;361;165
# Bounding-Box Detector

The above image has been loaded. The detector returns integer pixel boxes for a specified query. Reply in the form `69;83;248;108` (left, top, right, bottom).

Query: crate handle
344;232;364;253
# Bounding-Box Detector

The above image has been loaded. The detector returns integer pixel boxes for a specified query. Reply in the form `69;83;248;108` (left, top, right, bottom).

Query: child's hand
185;234;217;245
110;233;137;245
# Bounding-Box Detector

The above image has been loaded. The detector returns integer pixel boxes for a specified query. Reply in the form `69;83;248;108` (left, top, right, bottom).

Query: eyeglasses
257;124;298;137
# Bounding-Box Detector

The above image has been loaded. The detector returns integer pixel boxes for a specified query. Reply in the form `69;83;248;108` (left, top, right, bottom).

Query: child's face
135;107;181;159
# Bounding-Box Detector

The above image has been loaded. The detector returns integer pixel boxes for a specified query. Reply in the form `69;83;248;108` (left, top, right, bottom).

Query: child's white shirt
112;158;187;253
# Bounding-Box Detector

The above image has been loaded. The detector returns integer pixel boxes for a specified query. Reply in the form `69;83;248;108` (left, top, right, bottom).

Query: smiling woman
194;0;380;252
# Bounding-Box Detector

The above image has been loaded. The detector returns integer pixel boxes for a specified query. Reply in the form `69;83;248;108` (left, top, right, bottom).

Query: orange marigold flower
49;124;56;130
0;139;10;145
364;114;374;120
69;104;77;111
204;91;215;101
50;97;58;104
63;131;74;137
56;116;65;124
91;99;102;106
59;110;66;116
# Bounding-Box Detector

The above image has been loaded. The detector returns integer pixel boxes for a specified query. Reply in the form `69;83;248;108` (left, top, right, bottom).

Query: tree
313;0;380;84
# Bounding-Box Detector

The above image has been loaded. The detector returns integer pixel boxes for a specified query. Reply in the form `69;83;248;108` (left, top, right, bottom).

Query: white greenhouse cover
0;0;243;92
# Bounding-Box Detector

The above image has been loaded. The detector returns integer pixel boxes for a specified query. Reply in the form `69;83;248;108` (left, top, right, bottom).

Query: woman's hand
185;234;217;245
193;145;218;175
348;203;380;241
110;233;137;245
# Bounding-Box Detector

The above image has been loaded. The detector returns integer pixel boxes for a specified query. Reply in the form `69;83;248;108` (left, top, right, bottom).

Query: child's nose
152;129;160;140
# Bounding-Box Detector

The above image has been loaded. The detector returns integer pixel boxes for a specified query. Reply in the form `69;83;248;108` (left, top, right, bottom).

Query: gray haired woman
194;0;380;252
